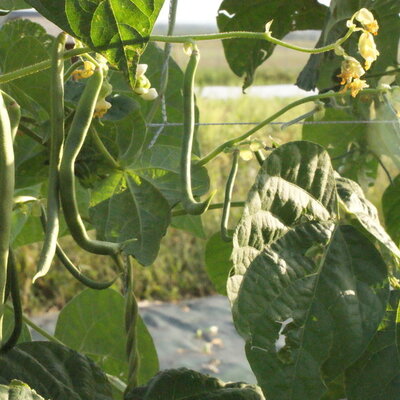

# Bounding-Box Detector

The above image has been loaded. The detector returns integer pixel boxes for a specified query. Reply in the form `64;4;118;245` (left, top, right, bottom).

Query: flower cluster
337;8;380;97
133;64;158;101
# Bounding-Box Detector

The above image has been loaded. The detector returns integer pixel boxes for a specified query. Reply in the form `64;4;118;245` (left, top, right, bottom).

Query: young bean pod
0;249;22;353
0;91;14;345
59;67;120;255
34;33;67;283
181;45;215;215
221;150;239;242
124;256;139;394
254;149;265;166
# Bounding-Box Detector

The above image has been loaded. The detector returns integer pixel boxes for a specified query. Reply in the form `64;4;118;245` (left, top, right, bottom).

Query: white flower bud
140;88;158;101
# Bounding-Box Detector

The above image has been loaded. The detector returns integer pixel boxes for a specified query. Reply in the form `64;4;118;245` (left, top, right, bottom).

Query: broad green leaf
0;380;45;400
4;36;51;115
228;141;337;306
125;368;265;400
26;0;165;88
297;0;400;91
237;224;389;400
55;288;158;385
2;307;32;345
90;171;171;265
0;0;30;10
302;108;377;185
217;0;327;90
345;291;400;399
171;215;206;239
0;342;113;400
383;174;400;246
367;102;400;170
336;175;400;262
205;232;233;296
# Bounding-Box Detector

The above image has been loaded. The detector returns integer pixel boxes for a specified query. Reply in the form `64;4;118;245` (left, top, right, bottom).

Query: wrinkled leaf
0;342;113;400
217;0;327;90
238;224;389;400
336;175;400;262
55;288;158;385
229;141;337;306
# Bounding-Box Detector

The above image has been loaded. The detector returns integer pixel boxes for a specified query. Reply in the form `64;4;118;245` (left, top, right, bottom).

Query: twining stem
4;303;126;393
172;201;245;217
197;88;385;166
0;26;355;85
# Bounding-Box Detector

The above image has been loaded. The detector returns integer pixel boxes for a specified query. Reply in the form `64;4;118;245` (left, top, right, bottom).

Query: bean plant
0;0;399;399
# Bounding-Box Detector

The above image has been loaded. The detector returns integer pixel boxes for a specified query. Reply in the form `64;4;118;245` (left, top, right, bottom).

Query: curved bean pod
59;67;120;255
181;45;215;215
221;150;239;242
39;209;116;290
34;33;67;283
1;249;22;353
0;91;14;345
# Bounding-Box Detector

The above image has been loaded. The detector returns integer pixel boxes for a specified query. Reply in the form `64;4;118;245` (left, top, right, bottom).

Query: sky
156;0;331;25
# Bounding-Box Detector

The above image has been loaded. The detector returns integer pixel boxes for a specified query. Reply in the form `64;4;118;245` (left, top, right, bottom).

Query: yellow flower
94;98;112;118
341;78;369;98
72;61;96;80
337;56;365;85
358;31;379;70
355;8;379;35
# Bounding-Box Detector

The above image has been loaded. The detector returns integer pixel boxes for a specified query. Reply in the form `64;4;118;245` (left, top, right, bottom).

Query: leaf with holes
25;0;165;88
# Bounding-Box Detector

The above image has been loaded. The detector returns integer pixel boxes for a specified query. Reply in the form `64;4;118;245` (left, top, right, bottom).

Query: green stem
150;26;354;53
90;127;120;169
64;60;84;82
0;26;355;85
172;201;245;217
197;89;384;166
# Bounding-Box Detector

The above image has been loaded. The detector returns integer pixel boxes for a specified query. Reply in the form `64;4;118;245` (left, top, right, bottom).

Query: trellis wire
147;120;399;128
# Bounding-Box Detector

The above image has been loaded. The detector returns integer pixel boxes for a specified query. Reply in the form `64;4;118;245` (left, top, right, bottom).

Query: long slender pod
33;33;67;283
1;249;22;353
0;92;14;345
124;256;140;395
38;209;116;290
181;45;214;215
221;151;239;242
59;67;120;255
0;92;21;141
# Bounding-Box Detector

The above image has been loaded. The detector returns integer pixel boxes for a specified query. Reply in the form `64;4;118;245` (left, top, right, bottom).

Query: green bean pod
38;209;116;290
0;92;21;141
33;33;67;283
1;249;22;353
181;45;215;215
0;91;14;345
221;150;239;242
59;67;120;255
124;256;139;395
